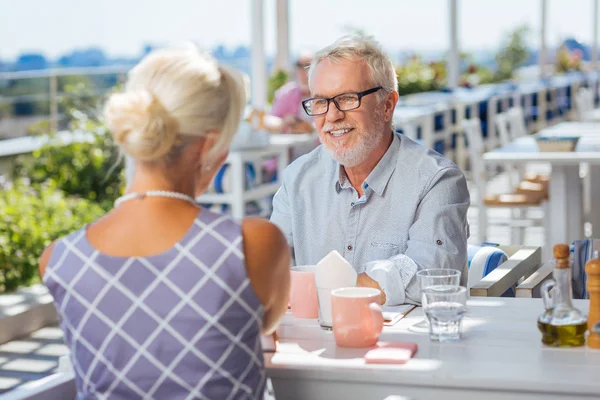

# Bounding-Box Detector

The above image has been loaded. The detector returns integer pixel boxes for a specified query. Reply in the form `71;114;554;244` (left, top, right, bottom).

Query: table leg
549;165;584;248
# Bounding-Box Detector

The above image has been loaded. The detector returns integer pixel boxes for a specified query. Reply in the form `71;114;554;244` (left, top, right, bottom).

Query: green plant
495;24;531;80
12;84;125;211
267;69;289;104
396;56;444;96
0;181;105;292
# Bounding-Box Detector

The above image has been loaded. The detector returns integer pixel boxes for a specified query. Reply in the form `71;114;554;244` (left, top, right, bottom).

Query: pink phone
364;342;418;364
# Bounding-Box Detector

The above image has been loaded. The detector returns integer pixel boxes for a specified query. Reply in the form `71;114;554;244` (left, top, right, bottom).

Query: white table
483;129;600;249
266;298;598;400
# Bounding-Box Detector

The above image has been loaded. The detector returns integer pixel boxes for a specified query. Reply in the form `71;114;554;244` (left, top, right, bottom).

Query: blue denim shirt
270;133;470;305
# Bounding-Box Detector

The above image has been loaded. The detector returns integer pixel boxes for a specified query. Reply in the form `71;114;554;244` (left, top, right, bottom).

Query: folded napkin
572;239;600;299
315;250;357;289
314;250;357;327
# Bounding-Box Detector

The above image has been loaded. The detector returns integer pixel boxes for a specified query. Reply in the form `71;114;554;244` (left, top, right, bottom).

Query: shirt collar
334;133;400;196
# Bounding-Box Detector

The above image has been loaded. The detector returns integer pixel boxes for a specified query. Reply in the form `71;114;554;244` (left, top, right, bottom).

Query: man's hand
356;273;386;304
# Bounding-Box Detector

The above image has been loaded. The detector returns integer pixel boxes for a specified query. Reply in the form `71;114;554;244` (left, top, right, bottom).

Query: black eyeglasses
302;87;382;116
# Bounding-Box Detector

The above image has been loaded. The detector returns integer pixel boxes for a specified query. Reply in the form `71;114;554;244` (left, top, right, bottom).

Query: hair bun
104;90;179;161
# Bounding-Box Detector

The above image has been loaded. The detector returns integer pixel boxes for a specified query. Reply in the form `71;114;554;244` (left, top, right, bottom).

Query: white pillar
539;0;548;78
251;0;267;110
447;0;460;89
593;0;599;71
275;0;291;72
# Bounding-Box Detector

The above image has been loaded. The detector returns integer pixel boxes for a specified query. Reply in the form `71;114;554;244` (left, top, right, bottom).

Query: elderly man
270;35;470;305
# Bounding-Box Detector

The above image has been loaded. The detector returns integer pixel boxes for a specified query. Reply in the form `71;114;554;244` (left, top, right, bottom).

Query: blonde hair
308;35;398;101
104;46;246;164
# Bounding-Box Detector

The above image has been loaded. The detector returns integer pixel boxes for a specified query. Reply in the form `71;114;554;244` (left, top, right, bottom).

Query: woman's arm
242;218;291;335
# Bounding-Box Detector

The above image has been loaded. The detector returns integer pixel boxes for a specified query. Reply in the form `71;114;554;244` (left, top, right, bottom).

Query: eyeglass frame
301;86;383;116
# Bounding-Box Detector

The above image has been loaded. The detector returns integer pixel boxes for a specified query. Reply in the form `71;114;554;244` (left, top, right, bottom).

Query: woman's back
44;208;267;399
39;46;290;399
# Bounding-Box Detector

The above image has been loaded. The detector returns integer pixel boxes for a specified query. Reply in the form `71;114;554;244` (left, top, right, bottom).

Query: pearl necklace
114;190;198;208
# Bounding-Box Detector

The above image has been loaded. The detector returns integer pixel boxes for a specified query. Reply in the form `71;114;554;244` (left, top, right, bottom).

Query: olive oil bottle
537;244;587;347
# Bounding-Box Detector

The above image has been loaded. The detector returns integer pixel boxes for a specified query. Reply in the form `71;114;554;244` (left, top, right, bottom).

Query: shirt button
347;245;353;251
436;239;443;245
351;202;355;207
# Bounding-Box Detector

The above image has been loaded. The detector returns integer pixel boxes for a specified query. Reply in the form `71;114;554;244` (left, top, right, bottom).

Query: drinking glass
409;269;461;332
422;286;467;342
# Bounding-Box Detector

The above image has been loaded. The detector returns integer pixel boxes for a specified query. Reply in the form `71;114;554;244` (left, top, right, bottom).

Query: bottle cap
553;244;570;259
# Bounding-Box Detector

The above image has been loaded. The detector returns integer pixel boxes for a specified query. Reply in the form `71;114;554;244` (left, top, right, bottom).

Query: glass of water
410;269;461;332
422;286;467;342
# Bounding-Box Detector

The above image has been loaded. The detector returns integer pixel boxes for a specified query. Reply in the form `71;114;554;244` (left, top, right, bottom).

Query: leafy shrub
268;69;289;104
396;57;444;96
0;181;105;291
12;84;125;211
12;134;124;211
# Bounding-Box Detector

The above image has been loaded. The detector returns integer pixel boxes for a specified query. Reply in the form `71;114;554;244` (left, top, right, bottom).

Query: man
269;53;315;134
270;35;470;305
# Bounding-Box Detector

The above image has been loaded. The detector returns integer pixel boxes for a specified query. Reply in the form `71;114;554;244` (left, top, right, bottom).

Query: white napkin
314;250;357;327
315;250;357;289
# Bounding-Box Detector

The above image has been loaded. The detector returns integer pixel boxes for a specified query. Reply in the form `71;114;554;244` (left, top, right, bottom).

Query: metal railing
0;66;131;134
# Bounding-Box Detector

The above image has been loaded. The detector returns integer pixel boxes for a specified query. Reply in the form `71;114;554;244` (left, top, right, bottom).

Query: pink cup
331;287;384;348
290;265;319;318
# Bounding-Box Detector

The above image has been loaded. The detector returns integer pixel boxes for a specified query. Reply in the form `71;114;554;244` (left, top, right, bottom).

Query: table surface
266;298;599;398
483;128;600;165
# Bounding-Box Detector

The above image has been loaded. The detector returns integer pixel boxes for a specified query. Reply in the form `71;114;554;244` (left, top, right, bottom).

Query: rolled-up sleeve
365;167;470;305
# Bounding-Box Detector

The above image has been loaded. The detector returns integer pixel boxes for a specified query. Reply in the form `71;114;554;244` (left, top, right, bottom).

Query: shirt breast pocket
366;240;402;261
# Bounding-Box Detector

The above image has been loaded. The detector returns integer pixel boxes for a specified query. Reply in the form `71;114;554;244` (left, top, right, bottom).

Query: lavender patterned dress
44;209;266;399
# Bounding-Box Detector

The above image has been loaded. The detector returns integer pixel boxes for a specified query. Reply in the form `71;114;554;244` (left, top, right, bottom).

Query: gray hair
307;34;398;102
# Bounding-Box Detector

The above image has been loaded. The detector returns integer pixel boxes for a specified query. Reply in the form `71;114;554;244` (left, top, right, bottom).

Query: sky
0;0;597;60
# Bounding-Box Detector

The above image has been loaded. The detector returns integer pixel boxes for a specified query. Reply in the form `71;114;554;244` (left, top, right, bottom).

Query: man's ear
383;91;399;122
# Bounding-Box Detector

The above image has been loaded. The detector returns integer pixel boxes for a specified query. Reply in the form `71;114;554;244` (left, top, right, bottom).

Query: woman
38;46;290;399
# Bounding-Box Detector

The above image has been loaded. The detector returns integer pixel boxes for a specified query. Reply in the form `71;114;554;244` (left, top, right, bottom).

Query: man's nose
324;102;344;123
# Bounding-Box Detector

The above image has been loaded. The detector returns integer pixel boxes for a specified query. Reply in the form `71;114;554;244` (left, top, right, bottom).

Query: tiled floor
0;326;68;394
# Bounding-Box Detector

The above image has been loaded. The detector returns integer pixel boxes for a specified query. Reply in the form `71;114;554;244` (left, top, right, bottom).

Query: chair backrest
1;372;76;400
468;244;511;295
575;87;594;119
507;107;527;139
462;118;486;190
494;112;512;146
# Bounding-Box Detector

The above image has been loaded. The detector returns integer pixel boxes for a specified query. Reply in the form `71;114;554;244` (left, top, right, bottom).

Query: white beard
322;120;387;167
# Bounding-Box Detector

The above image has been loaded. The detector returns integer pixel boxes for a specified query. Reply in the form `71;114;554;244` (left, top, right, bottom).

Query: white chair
511;107;551;189
575;87;600;122
463;118;550;249
498;108;550;190
506;107;528;139
469;245;542;297
494;112;521;189
0;373;76;400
